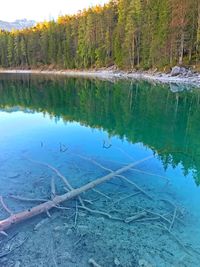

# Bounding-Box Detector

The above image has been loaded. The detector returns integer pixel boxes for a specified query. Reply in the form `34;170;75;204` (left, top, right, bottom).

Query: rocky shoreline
0;66;200;89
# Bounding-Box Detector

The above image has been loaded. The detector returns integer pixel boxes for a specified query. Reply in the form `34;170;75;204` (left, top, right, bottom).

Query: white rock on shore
0;68;200;88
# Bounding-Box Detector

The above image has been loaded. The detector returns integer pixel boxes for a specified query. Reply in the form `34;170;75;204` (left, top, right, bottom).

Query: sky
0;0;109;22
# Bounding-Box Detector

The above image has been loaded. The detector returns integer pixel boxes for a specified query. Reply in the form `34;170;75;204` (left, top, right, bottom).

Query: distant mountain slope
0;19;35;31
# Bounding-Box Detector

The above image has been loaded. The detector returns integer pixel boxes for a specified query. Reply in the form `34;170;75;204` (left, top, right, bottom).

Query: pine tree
0;0;199;70
196;1;200;63
7;33;14;67
123;0;142;69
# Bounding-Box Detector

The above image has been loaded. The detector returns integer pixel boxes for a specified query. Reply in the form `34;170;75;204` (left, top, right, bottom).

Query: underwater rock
53;226;65;231
53;223;70;231
66;228;73;235
114;257;121;266
169;83;185;93
169;83;194;93
138;259;153;267
14;261;21;267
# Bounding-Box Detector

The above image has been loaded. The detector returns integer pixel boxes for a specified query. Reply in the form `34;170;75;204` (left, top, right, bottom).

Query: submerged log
0;156;152;232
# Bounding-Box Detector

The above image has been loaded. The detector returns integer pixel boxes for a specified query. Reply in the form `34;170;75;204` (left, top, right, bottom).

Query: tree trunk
0;156;152;232
179;31;184;65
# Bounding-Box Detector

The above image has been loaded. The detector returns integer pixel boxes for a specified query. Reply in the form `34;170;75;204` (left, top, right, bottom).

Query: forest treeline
0;0;200;70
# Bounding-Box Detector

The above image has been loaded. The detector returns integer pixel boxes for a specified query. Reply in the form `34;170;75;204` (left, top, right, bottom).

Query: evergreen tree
7;33;14;67
0;0;199;70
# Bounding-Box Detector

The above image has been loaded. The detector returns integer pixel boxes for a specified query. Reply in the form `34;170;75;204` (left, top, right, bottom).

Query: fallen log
0;156;152;233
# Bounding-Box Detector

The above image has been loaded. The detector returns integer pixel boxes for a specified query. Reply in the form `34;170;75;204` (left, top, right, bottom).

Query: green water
0;74;200;267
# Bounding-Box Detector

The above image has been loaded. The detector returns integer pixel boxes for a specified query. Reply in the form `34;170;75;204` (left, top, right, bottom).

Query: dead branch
82;199;93;205
133;216;160;222
51;237;58;267
156;223;192;256
73;233;87;248
169;207;177;231
78;204;123;221
125;212;147;223
28;158;72;191
160;199;185;226
0;235;28;258
116;175;154;200
141;208;171;225
88;258;102;267
78;205;111;219
74;200;78;227
113;192;141;205
28;158;85;207
59;143;68;153
34;218;50;231
113;146;135;161
103;140;112;149
51;177;56;200
0;157;151;232
10;195;48;203
77;154;154;200
130;168;170;182
0;231;8;237
77;154;113;173
54;205;71;211
46;210;51;218
92;188;111;200
0;196;13;215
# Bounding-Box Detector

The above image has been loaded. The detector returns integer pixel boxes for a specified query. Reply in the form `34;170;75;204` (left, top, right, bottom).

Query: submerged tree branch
0;156;152;232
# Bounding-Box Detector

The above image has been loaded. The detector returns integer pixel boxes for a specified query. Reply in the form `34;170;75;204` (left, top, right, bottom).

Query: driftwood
0;156;152;233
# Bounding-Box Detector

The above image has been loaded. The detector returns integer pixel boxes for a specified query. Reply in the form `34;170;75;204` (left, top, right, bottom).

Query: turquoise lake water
0;74;200;266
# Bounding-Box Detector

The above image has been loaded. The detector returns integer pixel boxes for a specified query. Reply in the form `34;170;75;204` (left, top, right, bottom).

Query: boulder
170;83;194;93
185;70;193;77
170;66;188;76
170;83;185;93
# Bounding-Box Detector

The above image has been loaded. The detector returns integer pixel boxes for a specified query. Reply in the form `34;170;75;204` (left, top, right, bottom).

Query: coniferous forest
0;0;200;70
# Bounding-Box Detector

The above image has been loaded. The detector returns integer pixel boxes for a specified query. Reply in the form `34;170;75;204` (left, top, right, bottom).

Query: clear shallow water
0;74;200;267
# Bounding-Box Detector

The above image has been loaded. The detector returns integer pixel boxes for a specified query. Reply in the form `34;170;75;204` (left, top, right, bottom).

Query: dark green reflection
0;74;200;185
